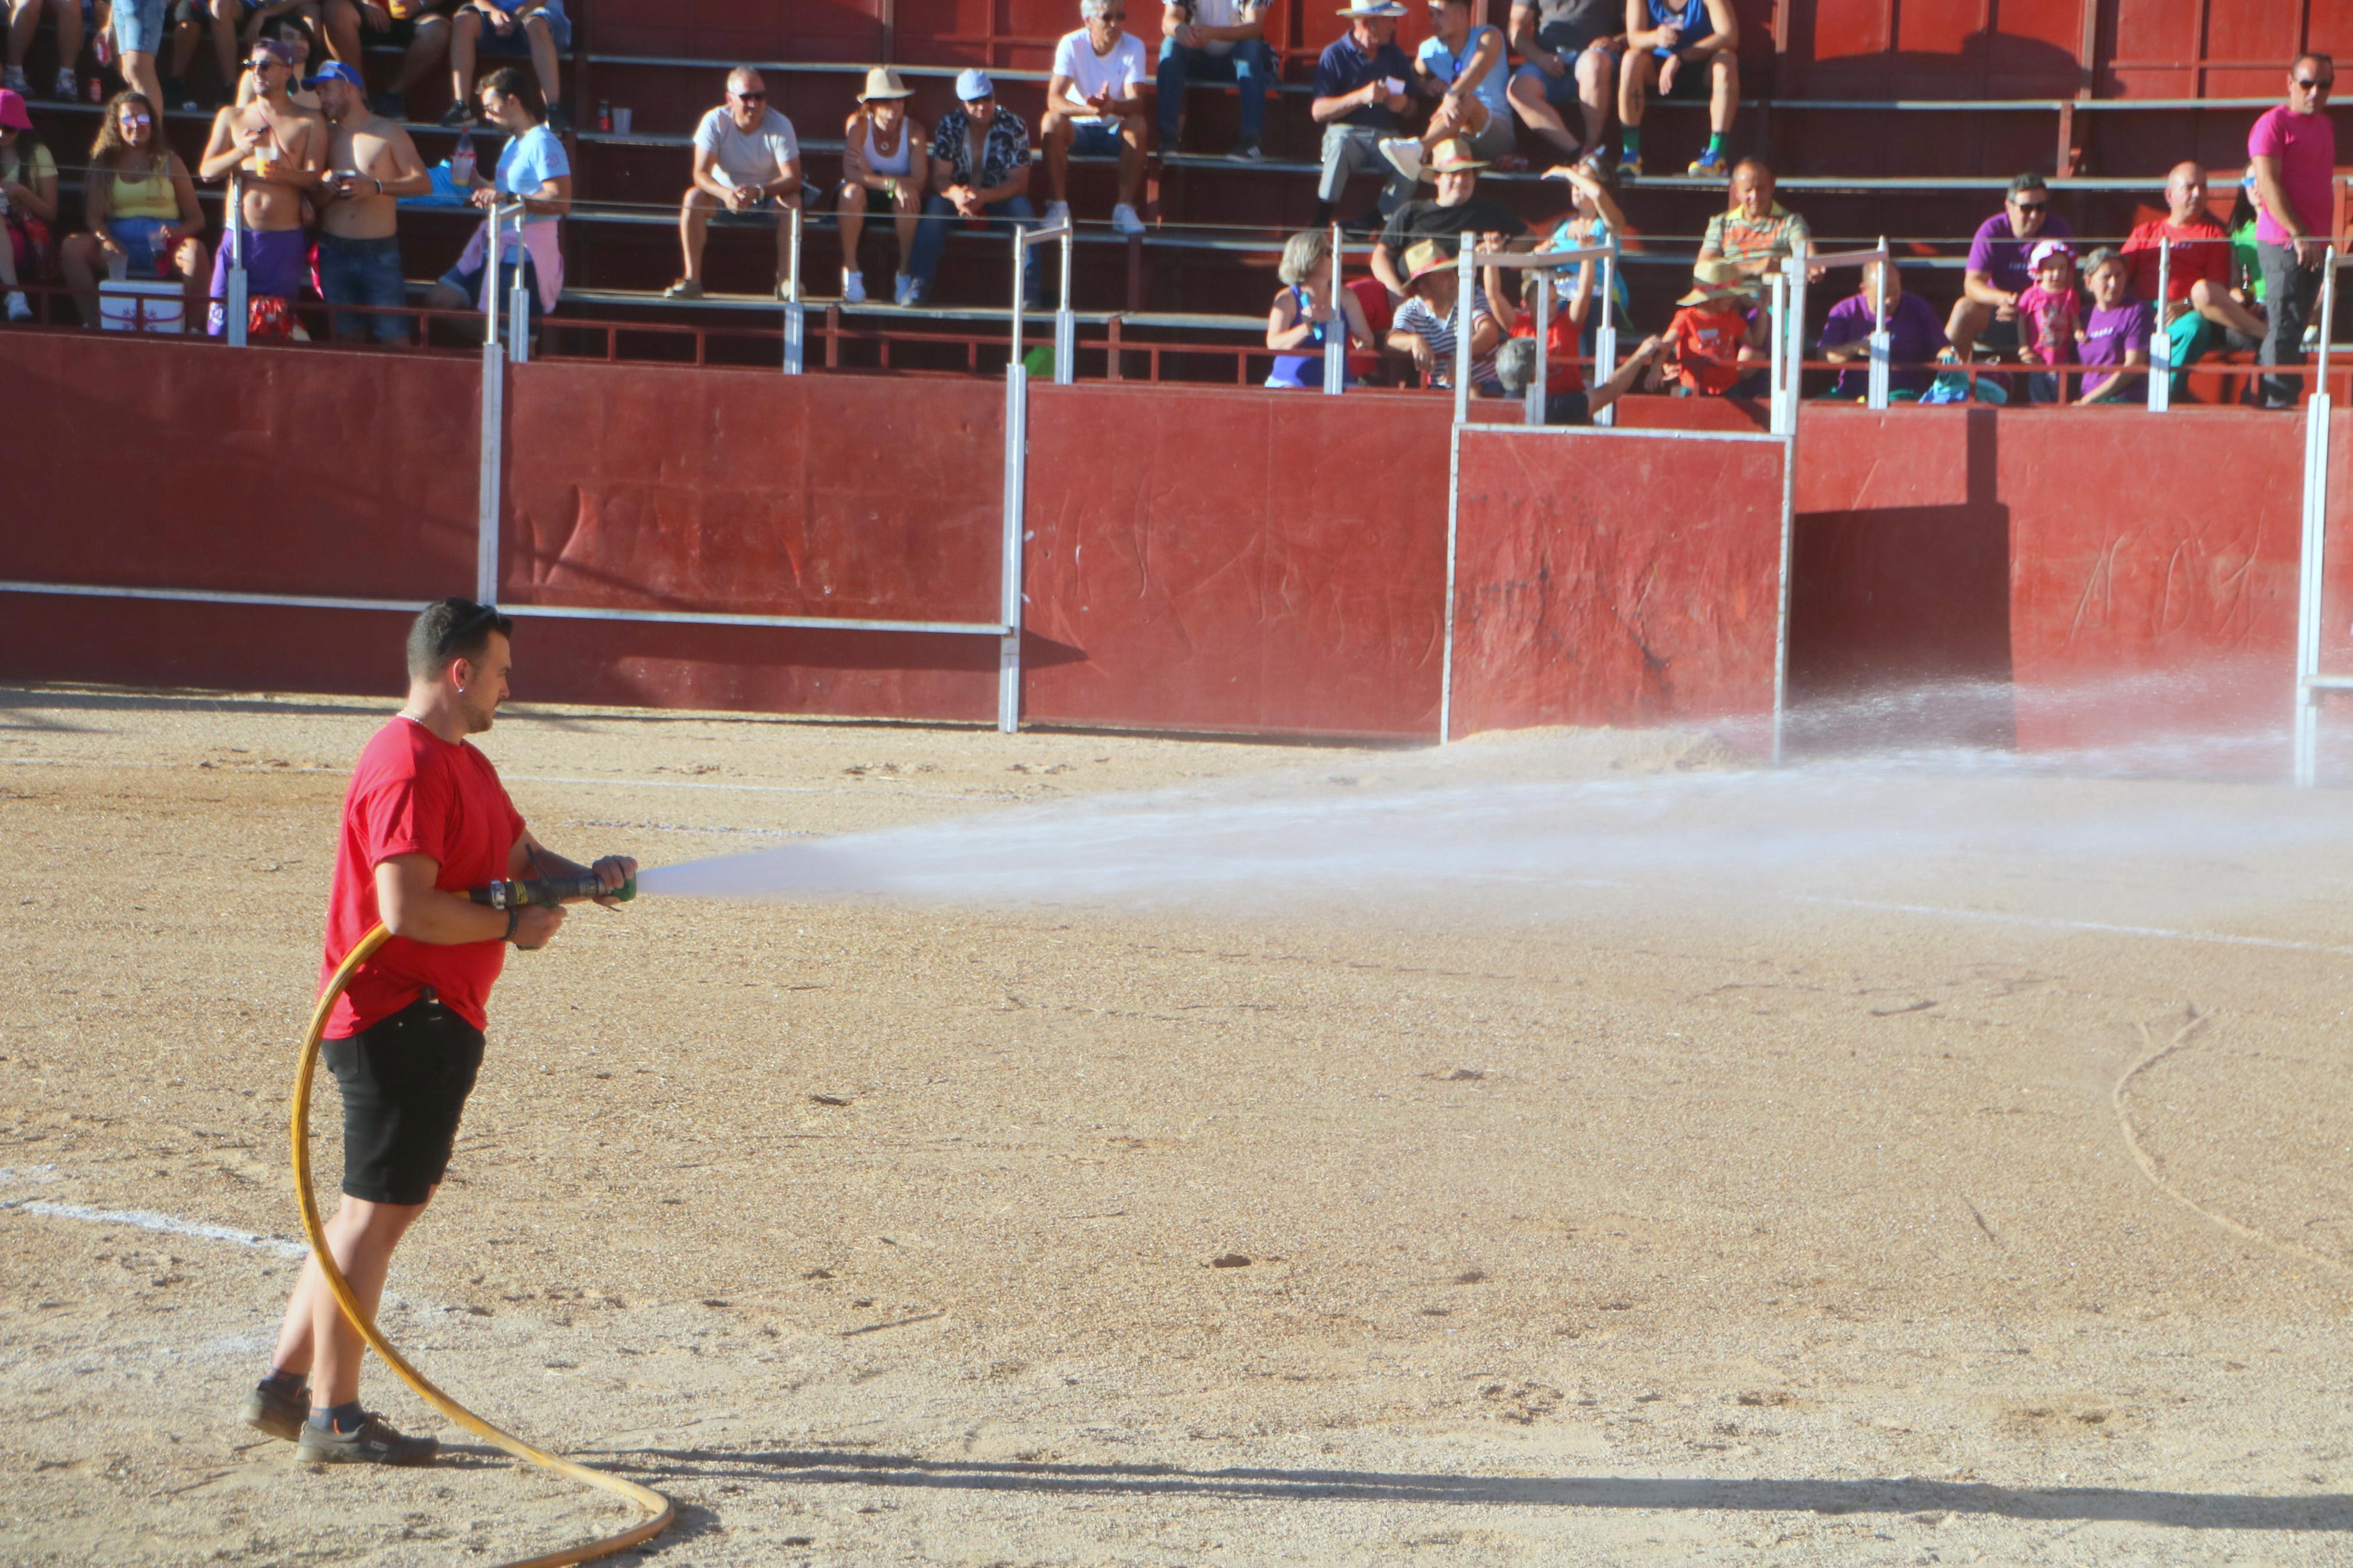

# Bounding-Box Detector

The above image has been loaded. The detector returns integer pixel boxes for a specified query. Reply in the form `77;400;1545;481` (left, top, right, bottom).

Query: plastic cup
613;106;632;135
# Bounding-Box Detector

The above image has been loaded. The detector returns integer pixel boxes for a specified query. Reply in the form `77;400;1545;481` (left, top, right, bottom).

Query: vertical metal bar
2148;236;2172;412
1054;227;1074;385
1593;243;1619;427
1787;266;1809;431
1452;246;1472;426
226;173;248;348
1525;270;1549;426
506;211;530;365
1323;222;1346;396
2294;254;2340;785
1009;225;1025;371
482;203;502;357
477;332;504;605
1866;241;1890;410
1772;422;1797;766
999;361;1027;734
783;202;805;374
1440;420;1462;744
1767;275;1788;435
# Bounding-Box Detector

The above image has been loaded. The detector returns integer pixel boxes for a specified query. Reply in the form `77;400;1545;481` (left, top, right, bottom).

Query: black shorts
323;991;485;1206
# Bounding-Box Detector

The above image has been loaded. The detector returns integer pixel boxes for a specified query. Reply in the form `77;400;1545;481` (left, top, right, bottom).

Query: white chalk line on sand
0;1194;308;1258
1;755;1016;803
1777;893;2353;959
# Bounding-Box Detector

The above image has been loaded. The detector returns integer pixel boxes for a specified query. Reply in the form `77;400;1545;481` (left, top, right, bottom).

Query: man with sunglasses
1042;0;1149;237
665;66;802;301
2249;52;2337;408
1945;171;2074;365
196;35;323;336
240;599;635;1465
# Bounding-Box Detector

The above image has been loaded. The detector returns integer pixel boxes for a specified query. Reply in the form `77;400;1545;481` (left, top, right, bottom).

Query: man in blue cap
1311;0;1416;233
311;58;432;343
907;68;1043;308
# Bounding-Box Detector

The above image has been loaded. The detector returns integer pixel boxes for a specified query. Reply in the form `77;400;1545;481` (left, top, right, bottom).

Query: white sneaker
892;273;914;307
4;291;30;323
1044;200;1071;225
54;67;76;102
840;269;867;304
1110;202;1145;236
1;67;29;96
1379;137;1424;182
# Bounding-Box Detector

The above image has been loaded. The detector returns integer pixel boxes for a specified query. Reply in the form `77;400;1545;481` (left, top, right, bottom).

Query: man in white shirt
665;66;805;300
1042;0;1149;235
1156;0;1276;160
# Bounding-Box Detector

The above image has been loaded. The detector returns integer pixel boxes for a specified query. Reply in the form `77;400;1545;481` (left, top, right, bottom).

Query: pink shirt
2249;103;2338;247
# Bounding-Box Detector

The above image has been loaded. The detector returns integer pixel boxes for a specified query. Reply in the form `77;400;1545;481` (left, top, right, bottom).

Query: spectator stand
2297;248;2353;787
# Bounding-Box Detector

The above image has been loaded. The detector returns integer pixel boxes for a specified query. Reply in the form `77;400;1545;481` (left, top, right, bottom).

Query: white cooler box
100;279;187;334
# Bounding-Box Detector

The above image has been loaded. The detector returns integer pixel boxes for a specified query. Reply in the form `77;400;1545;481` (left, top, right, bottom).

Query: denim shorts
1069;120;1124;156
317;232;409;341
112;0;165;54
475;0;573;53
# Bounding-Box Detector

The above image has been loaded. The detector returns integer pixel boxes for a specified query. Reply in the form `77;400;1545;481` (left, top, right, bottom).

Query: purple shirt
2249;104;2338;247
1965;209;2077;296
1817;289;1950;397
2078;298;2153;399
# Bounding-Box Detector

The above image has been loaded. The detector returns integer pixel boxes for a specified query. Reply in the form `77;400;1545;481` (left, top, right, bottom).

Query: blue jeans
317;233;409;342
1156;38;1277;142
908;194;1042;305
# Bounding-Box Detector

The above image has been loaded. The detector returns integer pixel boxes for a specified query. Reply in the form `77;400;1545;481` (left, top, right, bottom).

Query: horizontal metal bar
1458;422;1790;445
1485;245;1616;268
0;581;422;613
1017;219;1076;251
2302;674;2353;691
1808;247;1893;268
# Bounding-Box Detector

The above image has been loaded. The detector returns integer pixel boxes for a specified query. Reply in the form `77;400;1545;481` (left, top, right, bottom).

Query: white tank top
860;115;913;178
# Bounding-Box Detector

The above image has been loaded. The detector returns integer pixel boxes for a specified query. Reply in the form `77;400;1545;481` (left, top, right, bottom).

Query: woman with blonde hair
58;89;208;326
1265;228;1374;388
837;65;928;305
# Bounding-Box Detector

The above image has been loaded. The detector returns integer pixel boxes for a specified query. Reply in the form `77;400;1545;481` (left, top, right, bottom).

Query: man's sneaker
840;269;867;304
1110;202;1145;236
1378;136;1424;182
661;278;703;300
2;67;29;96
240;1379;308;1441
1044;200;1071;225
1231;136;1262;161
892;272;915;307
901;278;929;307
1616;152;1644;181
53;67;76;102
295;1412;438;1467
437;102;474;128
1687;147;1729;179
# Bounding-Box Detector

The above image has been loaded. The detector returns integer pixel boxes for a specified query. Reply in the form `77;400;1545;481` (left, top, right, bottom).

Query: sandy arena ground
2;682;2351;1566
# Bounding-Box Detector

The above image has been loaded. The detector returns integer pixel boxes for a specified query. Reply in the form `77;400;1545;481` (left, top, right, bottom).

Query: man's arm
1686;0;1738;55
376;852;560;945
1624;0;1672;52
1371;237;1407;296
372;122;434;197
509;830;636;906
1510;2;1562;76
758;150;803;200
1961;266;2010;308
2251;151;2327;265
1450;25;1504;97
690;142;738;204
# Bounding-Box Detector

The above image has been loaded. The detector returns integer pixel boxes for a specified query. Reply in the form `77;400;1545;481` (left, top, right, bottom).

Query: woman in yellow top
1;86;58;322
59;90;210;326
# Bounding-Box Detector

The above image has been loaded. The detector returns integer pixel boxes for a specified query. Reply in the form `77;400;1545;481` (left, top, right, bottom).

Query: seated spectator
1506;0;1620;168
1816;258;1949;400
1156;0;1275;161
196;37;322;337
2015;239;2078;404
1663;258;1764;395
1379;0;1512;182
312;60;431;343
1494;329;1667;424
1371;136;1526;297
1947;172;2073;362
425;65;567;321
906;70;1042;309
5;0;86;102
1617;0;1738;180
1387;236;1502;395
837;67;926;307
1310;0;1415;232
1264;227;1375;387
2248;54;2334;410
2075;245;2153;405
0;86;58;321
2123;161;2267;399
443;0;566;132
371;0;456;121
58;90;208;325
1697;158;1808;284
662;66;801;302
1042;0;1148;236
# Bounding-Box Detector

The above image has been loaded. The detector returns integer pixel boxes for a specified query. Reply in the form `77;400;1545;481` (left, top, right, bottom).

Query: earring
457;687;467;695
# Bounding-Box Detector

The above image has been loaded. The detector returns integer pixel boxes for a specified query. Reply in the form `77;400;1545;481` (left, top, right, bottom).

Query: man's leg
319;0;361;65
1946;296;1993;360
205;0;234;94
2258;240;2312;407
1708;51;1737;136
1507;63;1581;159
675;186;714;286
3;0;37;77
2165;306;2211;399
446;2;477;109
904;192;956;300
1234;41;1271;147
2192;275;2269;342
1116;115;1144;208
1040;110;1074;204
1314;122;1357;223
389;9;444;106
166;3;203;99
268;1193;428;1406
1575;42;1614;151
1154;37;1190;146
520;10;557;111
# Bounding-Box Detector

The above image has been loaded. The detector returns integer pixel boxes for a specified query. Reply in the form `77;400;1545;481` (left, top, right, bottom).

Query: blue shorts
1069;120;1124;156
474;1;572;53
105;216;176;275
1511;46;1617;109
112;0;165;54
317;232;408;341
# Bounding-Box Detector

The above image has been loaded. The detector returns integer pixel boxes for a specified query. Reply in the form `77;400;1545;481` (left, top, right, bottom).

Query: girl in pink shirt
2015;240;2079;404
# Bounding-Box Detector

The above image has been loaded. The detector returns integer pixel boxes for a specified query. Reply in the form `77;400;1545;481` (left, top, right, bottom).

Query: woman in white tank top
838;66;930;305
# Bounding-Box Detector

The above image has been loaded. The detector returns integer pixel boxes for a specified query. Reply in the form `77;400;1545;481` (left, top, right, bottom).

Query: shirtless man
197;36;324;336
311;60;429;342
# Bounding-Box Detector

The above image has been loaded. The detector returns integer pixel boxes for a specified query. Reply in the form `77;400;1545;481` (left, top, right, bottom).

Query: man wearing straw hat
1371;133;1526;298
837;66;929;305
1310;0;1415;232
665;66;803;301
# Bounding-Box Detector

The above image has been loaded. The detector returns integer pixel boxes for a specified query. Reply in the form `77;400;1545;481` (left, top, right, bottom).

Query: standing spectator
1697;157;1808;283
1664;257;1764;394
0;86;57;321
1387;236;1503;394
442;0;566;132
2249;51;2336;409
235;14;323;109
1507;0;1619;167
837;66;927;307
1816;258;1949;400
1379;0;1512;183
2123;160;2267;399
1946;172;2074;362
1264;227;1375;387
1309;0;1414;232
906;70;1042;309
425;65;567;321
662;67;801;302
312;60;429;342
111;0;172;133
2075;246;2153;405
1371;135;1524;297
5;0;84;101
2015;239;2078;404
1495;330;1668;423
1042;0;1148;236
197;37;322;337
1617;0;1737;180
58;89;208;325
1156;0;1275;161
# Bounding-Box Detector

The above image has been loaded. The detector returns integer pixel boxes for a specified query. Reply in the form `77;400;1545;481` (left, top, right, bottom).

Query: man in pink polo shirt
2249;51;2338;408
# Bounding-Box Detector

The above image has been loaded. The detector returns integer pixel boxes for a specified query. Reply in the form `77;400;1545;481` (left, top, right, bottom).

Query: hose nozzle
469;870;636;910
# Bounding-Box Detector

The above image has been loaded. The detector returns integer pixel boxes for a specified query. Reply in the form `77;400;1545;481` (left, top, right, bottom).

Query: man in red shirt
240;598;634;1466
2123;160;2268;400
2249;51;2337;408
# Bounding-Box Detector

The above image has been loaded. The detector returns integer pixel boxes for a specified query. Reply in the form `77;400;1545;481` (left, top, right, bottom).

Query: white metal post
1786;265;1809;431
783;201;805;374
1767;274;1788;435
1452;246;1473;425
1593;242;1620;427
1009;223;1025;370
2295;251;2341;786
1866;239;1891;410
226;172;248;348
1323;222;1346;396
999;362;1027;734
1525;271;1550;427
505;208;531;364
1054;227;1075;385
2147;237;2173;413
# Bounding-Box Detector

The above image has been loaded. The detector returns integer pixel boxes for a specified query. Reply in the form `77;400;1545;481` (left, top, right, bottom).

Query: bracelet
505;906;521;943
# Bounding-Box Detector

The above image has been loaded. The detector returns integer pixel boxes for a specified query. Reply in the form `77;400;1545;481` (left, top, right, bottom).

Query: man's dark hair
479;65;545;119
407;598;513;681
2007;172;2049;201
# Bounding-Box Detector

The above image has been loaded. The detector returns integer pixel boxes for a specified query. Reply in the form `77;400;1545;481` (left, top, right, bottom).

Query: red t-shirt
1507;310;1586;393
320;717;526;1037
1669;302;1748;395
2123;217;2230;304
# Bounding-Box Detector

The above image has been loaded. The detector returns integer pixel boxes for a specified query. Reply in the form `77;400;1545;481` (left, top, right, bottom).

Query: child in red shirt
1665;261;1763;396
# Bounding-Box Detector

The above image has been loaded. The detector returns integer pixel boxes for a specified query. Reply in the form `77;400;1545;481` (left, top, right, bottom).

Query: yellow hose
292;923;676;1568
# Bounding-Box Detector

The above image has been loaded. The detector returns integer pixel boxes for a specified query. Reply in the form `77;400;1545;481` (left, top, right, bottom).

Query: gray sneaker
294;1412;439;1466
240;1379;309;1442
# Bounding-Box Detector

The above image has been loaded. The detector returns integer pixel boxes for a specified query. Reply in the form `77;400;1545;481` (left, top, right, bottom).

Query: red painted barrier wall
1019;385;1453;739
1448;426;1788;745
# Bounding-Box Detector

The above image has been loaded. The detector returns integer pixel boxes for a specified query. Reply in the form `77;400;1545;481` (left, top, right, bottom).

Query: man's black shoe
294;1411;439;1466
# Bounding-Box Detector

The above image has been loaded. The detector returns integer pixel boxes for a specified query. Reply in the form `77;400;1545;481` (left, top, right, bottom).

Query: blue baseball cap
306;60;364;91
954;68;993;101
